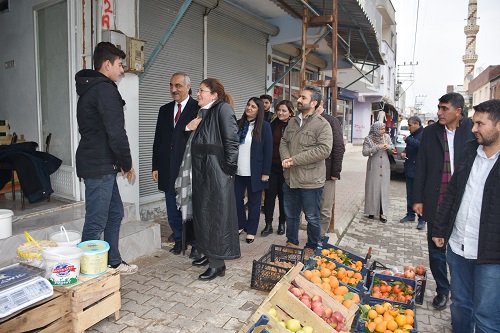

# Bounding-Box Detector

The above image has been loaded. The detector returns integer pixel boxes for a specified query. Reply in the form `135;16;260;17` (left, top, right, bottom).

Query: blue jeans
82;174;124;267
447;245;500;333
283;183;323;249
165;192;182;242
427;222;450;296
405;175;416;218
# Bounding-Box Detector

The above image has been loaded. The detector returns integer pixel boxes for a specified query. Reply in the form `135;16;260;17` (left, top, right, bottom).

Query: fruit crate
367;273;416;308
354;298;418;333
240;263;359;333
250;244;304;292
0;289;72;332
318;236;369;266
366;261;427;305
303;256;366;296
54;268;121;333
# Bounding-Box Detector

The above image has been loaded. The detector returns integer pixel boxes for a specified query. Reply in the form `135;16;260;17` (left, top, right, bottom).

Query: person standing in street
234;97;272;243
362;121;394;223
413;92;475;310
260;94;274;122
75;42;137;274
432;99;500;333
317;99;345;238
261;100;294;236
399;116;424;228
280;85;332;259
152;73;199;257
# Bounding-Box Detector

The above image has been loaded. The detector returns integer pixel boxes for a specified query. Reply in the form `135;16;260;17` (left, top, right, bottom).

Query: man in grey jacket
280;85;333;259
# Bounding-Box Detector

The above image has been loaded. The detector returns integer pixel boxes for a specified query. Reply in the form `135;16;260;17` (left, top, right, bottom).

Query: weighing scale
0;263;53;318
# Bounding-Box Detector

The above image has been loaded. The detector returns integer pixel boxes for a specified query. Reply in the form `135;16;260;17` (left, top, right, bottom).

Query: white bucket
0;209;14;239
42;246;83;286
50;226;82;247
78;240;110;276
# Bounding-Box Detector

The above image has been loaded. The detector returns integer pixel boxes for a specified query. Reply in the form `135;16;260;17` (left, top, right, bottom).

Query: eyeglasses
197;88;211;94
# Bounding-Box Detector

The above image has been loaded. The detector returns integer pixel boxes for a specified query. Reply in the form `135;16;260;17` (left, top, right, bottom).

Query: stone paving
87;147;452;333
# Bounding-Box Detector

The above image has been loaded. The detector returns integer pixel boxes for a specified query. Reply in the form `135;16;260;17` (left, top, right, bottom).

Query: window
271;60;315;106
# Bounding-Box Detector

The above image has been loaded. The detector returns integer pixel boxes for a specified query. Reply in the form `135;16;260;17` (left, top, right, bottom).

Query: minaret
463;0;479;92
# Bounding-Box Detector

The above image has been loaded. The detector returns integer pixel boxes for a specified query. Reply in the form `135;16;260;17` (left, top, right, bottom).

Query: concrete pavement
87;145;452;333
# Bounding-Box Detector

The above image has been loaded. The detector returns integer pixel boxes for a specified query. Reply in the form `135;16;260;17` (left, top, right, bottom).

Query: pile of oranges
303;265;361;309
308;256;364;287
320;248;365;271
359;302;415;333
370;277;414;303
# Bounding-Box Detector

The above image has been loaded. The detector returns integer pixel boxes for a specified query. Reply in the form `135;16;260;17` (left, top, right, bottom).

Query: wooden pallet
0;289;72;333
55;269;121;333
239;262;359;333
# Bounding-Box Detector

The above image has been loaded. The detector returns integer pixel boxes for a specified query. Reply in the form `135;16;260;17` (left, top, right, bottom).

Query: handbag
388;153;396;165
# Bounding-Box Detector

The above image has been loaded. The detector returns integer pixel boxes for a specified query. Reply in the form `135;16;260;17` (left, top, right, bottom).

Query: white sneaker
112;261;138;275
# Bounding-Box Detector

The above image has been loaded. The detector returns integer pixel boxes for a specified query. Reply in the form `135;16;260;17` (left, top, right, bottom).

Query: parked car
398;119;410;137
390;135;406;173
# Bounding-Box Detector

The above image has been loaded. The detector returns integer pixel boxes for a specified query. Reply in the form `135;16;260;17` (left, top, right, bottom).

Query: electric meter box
102;30;145;74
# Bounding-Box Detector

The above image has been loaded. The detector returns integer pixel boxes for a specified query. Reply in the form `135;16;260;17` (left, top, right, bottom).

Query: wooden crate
240;262;358;333
0;289;72;333
55;269;121;333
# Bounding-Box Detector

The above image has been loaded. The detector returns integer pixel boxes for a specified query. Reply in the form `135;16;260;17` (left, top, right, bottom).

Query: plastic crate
366;261;427;305
319;236;368;265
367;273;416;308
250;245;304;291
354;298;418;333
303;256;367;296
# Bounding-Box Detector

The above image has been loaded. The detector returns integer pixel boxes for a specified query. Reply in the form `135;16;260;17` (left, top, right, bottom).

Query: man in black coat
399;116;424;226
413;92;475;310
432;99;500;333
152;73;199;255
75;42;137;274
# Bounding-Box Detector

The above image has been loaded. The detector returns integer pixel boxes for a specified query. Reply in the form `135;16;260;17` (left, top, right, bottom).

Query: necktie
175;103;182;123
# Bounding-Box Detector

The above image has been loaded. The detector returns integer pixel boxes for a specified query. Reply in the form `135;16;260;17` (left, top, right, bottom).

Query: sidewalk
87;145;452;333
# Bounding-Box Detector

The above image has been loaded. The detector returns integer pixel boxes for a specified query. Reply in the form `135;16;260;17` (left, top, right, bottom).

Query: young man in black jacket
432;99;500;332
75;42;137;274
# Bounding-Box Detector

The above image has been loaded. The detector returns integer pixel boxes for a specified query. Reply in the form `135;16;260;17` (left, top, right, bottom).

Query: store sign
102;0;114;30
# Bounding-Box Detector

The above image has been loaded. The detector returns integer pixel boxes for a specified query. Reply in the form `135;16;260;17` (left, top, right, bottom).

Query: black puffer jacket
75;69;132;178
191;99;240;260
433;140;500;264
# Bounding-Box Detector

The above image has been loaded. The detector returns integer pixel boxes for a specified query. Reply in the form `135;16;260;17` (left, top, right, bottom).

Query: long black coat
412;119;475;224
152;97;198;193
433;140;500;264
321;113;345;180
191;99;241;260
403;125;423;178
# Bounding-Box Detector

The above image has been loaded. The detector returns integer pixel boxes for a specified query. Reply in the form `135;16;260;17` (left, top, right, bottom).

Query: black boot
260;223;273;236
277;222;285;235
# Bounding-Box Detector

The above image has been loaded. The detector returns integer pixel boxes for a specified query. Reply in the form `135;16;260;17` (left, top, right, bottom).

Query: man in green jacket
280;85;332;259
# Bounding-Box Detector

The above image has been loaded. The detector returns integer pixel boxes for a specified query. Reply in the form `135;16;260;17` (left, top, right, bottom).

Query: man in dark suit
413;92;475;310
152;72;199;256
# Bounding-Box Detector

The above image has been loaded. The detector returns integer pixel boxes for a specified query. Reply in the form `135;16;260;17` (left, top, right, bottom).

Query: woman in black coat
188;78;240;281
234;97;272;243
262;100;294;236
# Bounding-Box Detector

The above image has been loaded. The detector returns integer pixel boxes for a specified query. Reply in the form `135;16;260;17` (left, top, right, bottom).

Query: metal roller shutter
206;10;267;118
139;0;204;199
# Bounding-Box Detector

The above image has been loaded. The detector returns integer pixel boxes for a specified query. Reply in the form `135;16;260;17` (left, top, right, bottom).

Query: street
87;149;452;333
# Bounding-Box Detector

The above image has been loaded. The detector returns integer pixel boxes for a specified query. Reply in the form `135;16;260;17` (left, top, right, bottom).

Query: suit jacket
412;118;475;224
152;97;198;193
246;121;273;192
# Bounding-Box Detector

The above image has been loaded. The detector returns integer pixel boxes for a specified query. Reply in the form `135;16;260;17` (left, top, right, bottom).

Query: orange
329;276;339;289
333;295;344;303
321;282;331;292
354;272;363;280
348;277;357;286
404;309;414;317
320;268;331;278
337;267;347;279
389;307;400;317
311;269;321;277
311;276;322;284
394;329;405;333
375;321;387;333
343;299;354;309
383;312;393;322
402;324;413;330
406;316;414;325
303;270;313;279
375;304;385;315
367;321;377;332
352;293;361;303
326;261;336;270
395;314;407;327
387;320;398;331
368;309;378;319
342;276;350;284
334;285;349;296
373;316;383;324
346;270;355;277
321;249;330;256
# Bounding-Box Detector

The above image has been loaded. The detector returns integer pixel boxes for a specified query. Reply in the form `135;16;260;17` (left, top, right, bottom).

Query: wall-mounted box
102;30;145;74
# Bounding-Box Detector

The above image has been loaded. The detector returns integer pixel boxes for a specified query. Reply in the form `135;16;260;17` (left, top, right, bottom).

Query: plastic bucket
50;226;82;247
42;246;83;286
78;240;110;276
0;209;14;239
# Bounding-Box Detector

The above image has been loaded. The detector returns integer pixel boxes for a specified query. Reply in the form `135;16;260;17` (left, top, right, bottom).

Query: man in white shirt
432;99;500;333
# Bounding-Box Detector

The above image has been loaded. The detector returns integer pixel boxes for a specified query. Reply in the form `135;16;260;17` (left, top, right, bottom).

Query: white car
398;119;410;137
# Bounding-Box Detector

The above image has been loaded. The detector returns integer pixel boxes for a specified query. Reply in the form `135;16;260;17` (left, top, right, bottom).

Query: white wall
0;0;47;141
352;96;380;143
